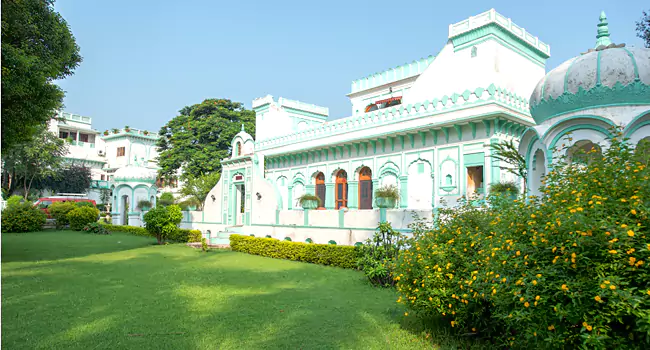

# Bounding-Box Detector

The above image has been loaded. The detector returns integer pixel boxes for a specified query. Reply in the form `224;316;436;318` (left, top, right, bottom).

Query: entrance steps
209;226;244;246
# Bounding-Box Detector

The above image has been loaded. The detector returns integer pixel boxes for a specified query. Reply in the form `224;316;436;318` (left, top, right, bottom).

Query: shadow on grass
1;230;157;262
2;242;486;349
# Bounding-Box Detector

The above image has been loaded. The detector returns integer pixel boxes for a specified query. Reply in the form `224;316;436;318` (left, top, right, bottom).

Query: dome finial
595;11;612;48
241;123;245;132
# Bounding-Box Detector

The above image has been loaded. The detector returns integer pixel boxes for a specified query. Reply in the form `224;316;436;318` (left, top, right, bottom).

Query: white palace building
126;10;650;245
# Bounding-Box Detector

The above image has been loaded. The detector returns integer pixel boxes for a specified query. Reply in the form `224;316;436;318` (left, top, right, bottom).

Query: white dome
113;165;157;183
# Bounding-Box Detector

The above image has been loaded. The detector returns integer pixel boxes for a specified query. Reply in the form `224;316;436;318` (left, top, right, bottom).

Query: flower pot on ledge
301;199;319;210
375;197;396;209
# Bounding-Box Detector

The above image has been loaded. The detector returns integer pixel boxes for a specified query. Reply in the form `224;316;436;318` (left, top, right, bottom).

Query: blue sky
54;0;648;132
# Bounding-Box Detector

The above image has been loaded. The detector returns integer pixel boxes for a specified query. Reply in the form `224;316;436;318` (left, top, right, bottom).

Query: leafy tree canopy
2;126;68;199
1;0;82;151
180;172;221;210
156;99;255;180
40;164;92;194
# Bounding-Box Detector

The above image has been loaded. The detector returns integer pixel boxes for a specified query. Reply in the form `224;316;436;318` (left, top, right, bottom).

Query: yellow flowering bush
394;130;650;348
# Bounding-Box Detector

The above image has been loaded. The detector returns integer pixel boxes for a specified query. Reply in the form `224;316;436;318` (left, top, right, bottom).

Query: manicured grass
2;231;483;349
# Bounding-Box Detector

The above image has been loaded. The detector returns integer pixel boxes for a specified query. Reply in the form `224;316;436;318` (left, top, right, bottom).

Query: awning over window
374;96;402;105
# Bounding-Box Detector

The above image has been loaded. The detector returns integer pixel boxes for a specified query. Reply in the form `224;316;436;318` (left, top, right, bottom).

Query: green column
325;183;335;209
431;173;436;208
348;181;359;209
288;185;293;210
399;176;408;208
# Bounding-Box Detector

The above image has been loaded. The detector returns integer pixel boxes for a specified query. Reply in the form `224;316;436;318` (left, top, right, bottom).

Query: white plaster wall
250;175;280;225
133;187;149;210
404;39;544;105
240;226;373;245
629;125;650;146
386;209;432;228
343;209;381;228
203;177;223;221
279;210;303;226
407;161;433;209
309;210;340;227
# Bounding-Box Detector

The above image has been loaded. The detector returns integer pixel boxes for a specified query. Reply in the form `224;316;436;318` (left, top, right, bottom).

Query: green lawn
2;231;482;349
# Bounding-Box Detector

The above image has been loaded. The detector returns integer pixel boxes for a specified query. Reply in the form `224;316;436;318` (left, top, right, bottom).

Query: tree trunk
156;234;163;245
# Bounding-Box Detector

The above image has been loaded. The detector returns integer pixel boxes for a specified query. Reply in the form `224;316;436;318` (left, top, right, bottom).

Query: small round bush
1;203;46;233
49;201;77;228
82;222;109;235
75;201;95;208
188;229;202;242
67;206;100;231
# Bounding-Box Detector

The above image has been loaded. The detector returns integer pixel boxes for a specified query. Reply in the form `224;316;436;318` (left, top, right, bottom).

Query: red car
34;197;97;218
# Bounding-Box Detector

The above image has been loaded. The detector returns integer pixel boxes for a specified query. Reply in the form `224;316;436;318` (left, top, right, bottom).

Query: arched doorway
567;140;602;165
530;149;546;196
358;167;373;209
315;172;326;209
335;170;348;209
121;195;129;225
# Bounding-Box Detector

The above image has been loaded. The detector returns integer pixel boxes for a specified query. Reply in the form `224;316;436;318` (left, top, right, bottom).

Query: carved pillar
325;183;335;209
399;176;408;209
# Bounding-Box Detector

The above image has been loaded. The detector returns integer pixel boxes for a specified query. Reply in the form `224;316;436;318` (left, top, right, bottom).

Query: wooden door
335;170;348;209
315;172;325;209
358;167;373;209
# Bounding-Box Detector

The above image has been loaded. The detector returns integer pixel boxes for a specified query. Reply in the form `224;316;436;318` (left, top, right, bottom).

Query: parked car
33;197;97;218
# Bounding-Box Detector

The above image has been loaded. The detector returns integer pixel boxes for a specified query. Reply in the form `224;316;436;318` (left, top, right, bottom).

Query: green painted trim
453;125;462;141
283;106;328;120
624;120;650;138
531;81;650;124
547;124;612;156
596;51;602;86
489;138;501;184
463;152;485;166
563;58;579;92
451;23;549;64
622;47;640;80
431;129;438;145
541;114;616;142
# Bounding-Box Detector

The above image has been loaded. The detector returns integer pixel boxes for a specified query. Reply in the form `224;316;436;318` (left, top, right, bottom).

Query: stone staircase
209;226;244;246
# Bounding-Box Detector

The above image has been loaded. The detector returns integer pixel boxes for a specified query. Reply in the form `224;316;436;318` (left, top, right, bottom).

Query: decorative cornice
530;80;650;124
256;84;531;151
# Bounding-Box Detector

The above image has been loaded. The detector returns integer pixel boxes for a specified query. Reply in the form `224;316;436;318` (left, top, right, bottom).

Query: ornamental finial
595;11;612;48
241;124;245;132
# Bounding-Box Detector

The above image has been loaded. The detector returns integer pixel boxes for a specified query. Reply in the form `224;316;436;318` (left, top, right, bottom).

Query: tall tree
1;0;82;151
180;172;221;210
156;99;255;180
2;126;68;199
41;164;92;194
637;10;650;48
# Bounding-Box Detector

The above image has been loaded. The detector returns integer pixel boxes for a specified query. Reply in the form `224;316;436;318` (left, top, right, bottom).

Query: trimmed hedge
100;224;196;243
1;203;46;233
230;234;360;269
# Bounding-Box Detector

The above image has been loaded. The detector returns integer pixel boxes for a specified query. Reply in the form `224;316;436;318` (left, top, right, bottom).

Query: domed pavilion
111;156;158;226
519;12;650;195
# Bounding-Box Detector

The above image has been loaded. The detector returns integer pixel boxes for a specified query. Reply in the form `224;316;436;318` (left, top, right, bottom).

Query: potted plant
124;125;131;132
297;194;321;210
112;128;119;134
103;130;109;136
374;184;399;208
143;130;149;135
489;181;519;199
137;199;152;211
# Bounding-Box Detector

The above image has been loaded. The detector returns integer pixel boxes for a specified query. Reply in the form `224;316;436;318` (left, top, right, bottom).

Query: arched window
364;104;378;113
315;172;326;209
335;170;348;209
236;142;242;156
567;140;601;165
358;167;373;209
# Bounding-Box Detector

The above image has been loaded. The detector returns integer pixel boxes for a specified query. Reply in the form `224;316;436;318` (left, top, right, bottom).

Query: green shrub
6;195;24;208
101;224;150;237
75;201;95;208
188;229;202;243
49;201;77;228
158;192;175;207
394;130;650;349
489;181;519;195
230;234;360;269
1;202;46;233
358;222;408;287
201;237;209;252
67;206;100;231
143;205;182;244
83;222;109;235
137;199;152;210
